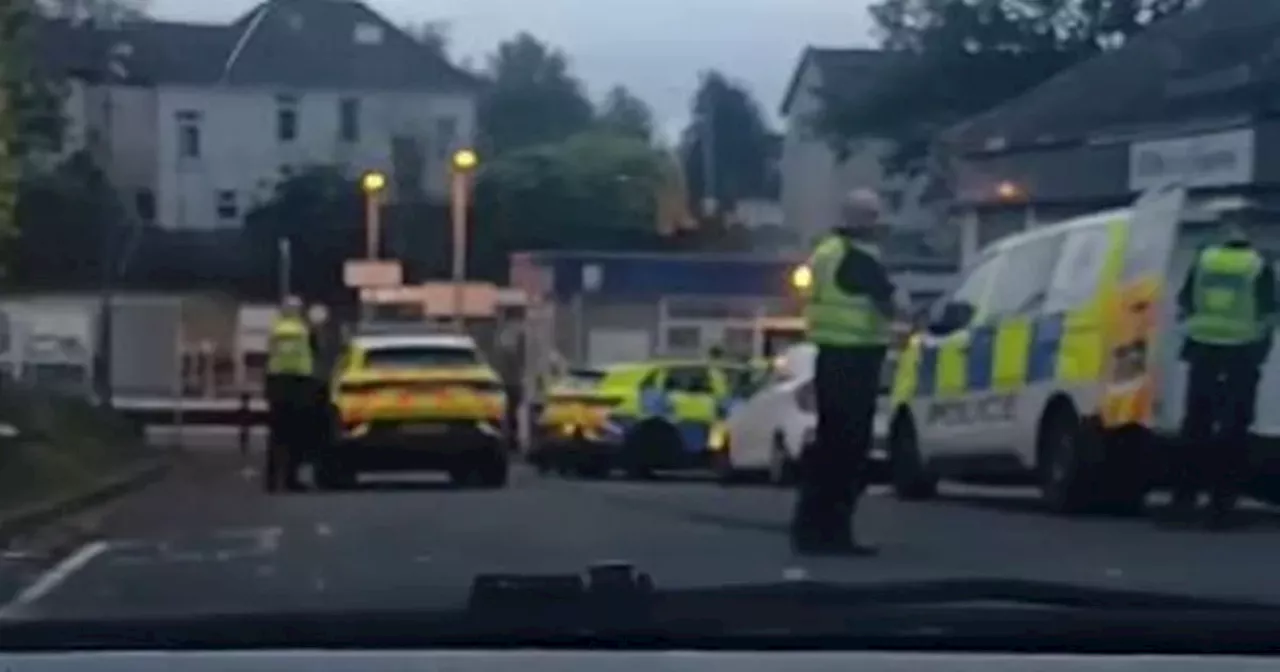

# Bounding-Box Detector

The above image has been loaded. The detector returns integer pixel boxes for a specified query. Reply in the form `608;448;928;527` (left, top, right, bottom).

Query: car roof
353;334;478;351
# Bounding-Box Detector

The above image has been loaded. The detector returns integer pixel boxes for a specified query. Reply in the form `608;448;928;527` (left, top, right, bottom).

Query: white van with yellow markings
884;183;1274;515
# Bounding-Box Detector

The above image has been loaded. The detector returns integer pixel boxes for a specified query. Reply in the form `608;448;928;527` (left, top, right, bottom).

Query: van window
931;253;1000;325
986;232;1064;318
1045;225;1111;313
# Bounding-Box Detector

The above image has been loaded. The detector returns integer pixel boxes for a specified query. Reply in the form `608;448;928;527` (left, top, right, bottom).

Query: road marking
254;527;283;553
5;541;110;608
314;523;332;537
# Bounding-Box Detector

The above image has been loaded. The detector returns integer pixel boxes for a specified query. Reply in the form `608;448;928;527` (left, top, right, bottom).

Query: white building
777;47;933;246
45;0;482;230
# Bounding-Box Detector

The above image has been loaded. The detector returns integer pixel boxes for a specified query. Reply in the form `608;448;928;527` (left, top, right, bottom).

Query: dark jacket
829;227;897;317
1177;240;1276;365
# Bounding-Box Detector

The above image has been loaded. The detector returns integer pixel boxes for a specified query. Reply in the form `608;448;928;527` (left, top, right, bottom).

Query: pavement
5;429;1280;619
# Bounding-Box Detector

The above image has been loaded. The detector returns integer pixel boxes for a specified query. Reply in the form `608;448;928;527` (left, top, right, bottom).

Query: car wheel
1038;401;1095;515
315;457;355;491
457;452;509;489
476;455;510;488
622;420;674;480
767;433;796;487
889;413;937;500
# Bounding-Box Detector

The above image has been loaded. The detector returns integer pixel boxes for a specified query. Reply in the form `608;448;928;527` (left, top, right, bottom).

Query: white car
720;343;892;486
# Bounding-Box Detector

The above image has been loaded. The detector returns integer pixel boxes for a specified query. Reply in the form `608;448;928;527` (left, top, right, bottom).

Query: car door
975;230;1068;456
914;251;1003;456
725;363;790;468
663;365;718;452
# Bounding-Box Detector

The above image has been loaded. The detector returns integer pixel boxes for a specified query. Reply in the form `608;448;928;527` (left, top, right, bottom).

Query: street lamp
360;170;387;259
450;148;479;328
790;264;813;292
995;180;1024;201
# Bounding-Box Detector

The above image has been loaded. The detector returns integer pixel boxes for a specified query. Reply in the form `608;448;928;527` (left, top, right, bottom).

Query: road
5;433;1280;619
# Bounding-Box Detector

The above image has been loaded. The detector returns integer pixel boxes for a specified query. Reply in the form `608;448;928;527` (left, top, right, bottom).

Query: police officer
1170;221;1276;528
264;295;317;493
791;188;900;556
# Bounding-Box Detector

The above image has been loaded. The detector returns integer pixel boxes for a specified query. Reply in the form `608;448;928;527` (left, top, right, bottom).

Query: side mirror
928;302;974;336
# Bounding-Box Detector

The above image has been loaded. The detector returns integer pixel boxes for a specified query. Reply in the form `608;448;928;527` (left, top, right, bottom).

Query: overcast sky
147;0;878;141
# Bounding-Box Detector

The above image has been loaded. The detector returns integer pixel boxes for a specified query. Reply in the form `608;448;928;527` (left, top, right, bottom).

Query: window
276;95;298;142
134;189;155;221
339;97;360;142
721;366;761;397
722;326;755;357
176;110;200;158
1045;225;1111;313
558;368;606;391
986;232;1064;318
930;253;1000;328
215;190;238;220
353;22;384;44
363;345;478;369
664;325;700;353
435;116;458;158
663;366;713;394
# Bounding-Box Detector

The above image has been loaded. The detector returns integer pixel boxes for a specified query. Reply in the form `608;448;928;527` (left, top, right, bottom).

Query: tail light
794;381;816;413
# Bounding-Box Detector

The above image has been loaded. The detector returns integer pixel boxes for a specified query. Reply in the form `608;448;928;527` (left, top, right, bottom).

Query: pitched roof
35;0;481;91
944;0;1278;152
779;47;892;116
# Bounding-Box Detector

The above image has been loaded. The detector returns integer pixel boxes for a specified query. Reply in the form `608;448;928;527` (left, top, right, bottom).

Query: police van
886;184;1280;515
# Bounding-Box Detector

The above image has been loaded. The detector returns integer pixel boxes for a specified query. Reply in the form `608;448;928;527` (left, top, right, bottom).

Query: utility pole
93;32;132;409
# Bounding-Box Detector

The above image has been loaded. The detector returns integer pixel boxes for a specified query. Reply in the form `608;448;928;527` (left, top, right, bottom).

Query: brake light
794;381;816;413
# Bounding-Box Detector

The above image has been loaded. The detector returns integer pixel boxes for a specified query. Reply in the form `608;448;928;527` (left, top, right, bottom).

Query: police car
317;328;509;489
886;184;1280;515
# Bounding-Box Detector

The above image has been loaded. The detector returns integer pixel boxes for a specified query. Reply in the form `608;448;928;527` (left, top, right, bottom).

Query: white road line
5;541;110;609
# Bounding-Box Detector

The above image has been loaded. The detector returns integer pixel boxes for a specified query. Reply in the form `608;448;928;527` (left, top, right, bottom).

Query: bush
0;383;150;510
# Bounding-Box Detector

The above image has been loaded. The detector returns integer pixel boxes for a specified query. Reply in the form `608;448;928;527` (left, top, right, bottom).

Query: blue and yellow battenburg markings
892;218;1125;406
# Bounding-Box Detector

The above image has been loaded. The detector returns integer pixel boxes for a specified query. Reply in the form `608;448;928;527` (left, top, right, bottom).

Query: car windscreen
363;345;480;369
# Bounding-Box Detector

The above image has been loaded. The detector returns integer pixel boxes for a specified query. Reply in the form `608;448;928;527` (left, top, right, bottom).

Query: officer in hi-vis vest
791;189;901;556
265;295;317;493
1170;221;1276;529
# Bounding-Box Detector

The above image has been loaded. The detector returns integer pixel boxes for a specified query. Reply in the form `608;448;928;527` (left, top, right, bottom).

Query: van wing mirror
928;302;974;335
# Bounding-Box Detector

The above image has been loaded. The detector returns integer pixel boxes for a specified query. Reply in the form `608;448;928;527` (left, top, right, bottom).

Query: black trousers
265;374;315;491
791;345;887;546
1176;354;1260;512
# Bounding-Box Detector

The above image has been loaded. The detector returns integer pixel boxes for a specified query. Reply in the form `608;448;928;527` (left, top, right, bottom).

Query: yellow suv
317;330;508;489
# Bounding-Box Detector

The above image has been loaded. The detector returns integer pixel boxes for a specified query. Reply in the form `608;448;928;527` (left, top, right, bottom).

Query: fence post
238;391;251;459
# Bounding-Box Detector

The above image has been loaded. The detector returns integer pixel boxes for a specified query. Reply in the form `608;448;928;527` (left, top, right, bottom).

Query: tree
814;0;1200;175
402;20;450;58
242;166;363;303
469;129;671;277
39;0;149;23
595;85;654;142
2;0;68;277
680;71;773;216
477;33;594;156
10;151;116;287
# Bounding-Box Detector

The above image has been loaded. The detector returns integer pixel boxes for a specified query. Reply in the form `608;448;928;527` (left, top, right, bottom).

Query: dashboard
0;651;1274;671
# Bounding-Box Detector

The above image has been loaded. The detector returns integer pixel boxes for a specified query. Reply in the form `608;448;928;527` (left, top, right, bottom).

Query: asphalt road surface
6;431;1280;620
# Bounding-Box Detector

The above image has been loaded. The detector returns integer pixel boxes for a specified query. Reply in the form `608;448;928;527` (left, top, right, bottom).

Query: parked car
719;343;893;485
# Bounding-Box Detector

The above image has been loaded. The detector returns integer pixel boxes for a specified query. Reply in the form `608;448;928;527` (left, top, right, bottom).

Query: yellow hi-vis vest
1187;244;1268;346
803;235;891;347
266;316;314;376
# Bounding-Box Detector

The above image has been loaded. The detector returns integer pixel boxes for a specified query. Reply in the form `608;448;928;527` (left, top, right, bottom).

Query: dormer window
354;22;383;45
